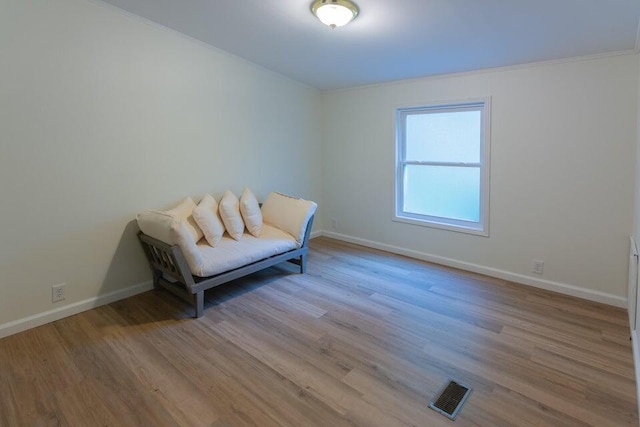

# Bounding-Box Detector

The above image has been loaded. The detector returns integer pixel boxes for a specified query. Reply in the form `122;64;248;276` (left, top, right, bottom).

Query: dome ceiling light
311;0;359;29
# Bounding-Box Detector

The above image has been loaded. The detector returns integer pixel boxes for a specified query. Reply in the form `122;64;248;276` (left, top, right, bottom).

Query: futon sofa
136;190;317;317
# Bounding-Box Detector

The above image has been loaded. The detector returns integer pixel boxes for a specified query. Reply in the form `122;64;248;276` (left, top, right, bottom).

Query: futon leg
300;254;307;274
152;269;162;289
194;291;204;318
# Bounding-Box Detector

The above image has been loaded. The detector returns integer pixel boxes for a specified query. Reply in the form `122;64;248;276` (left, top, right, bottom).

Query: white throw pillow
219;190;245;241
193;194;225;247
170;220;203;272
136;197;203;245
240;187;262;237
261;192;317;244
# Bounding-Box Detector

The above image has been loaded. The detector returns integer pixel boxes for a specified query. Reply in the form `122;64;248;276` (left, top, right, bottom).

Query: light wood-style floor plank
0;237;637;426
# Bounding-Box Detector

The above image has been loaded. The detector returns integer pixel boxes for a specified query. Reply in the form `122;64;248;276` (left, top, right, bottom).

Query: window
395;99;490;235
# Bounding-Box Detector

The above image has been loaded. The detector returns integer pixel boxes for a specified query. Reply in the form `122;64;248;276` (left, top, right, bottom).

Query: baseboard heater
629;236;638;331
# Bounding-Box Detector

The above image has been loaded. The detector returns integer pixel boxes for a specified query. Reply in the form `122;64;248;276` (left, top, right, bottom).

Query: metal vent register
428;380;472;420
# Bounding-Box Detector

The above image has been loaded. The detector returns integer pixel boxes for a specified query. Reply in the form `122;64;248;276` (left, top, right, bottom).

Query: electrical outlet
52;284;65;303
330;218;338;229
533;260;544;275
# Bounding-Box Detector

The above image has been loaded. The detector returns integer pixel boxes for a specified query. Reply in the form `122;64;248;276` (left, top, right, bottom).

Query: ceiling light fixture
311;0;359;29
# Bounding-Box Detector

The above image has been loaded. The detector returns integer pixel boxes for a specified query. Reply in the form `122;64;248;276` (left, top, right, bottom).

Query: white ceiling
100;0;640;90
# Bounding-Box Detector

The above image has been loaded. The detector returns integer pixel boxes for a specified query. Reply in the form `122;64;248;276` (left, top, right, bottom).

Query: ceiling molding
324;49;639;94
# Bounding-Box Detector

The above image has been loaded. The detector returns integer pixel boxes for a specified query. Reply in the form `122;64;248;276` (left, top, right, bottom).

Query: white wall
0;0;322;328
322;54;638;302
634;54;640;245
1;0;637;335
630;53;640;418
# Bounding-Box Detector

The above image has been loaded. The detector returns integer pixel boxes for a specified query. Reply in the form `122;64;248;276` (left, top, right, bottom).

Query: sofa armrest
261;192;317;245
138;232;196;291
301;214;315;248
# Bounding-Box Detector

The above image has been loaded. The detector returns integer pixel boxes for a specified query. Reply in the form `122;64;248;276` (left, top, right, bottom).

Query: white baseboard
1;230;626;339
0;281;154;339
320;230;627;308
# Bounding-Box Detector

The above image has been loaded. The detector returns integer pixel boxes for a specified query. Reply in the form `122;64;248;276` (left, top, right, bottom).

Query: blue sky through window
403;165;480;222
405;111;481;163
402;109;482;223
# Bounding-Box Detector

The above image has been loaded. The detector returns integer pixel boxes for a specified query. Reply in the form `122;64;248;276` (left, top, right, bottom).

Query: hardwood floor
1;237;637;426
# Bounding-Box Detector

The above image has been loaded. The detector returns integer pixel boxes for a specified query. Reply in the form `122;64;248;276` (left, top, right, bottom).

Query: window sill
392;215;489;237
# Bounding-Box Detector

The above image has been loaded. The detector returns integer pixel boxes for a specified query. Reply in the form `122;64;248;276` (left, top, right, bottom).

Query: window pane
405;110;481;163
403;165;480;222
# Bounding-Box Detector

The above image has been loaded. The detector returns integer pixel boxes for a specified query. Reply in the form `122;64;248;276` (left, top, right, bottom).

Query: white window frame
394;98;491;236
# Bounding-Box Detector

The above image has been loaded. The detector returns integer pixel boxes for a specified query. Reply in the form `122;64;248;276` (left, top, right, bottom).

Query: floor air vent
428;380;472;420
